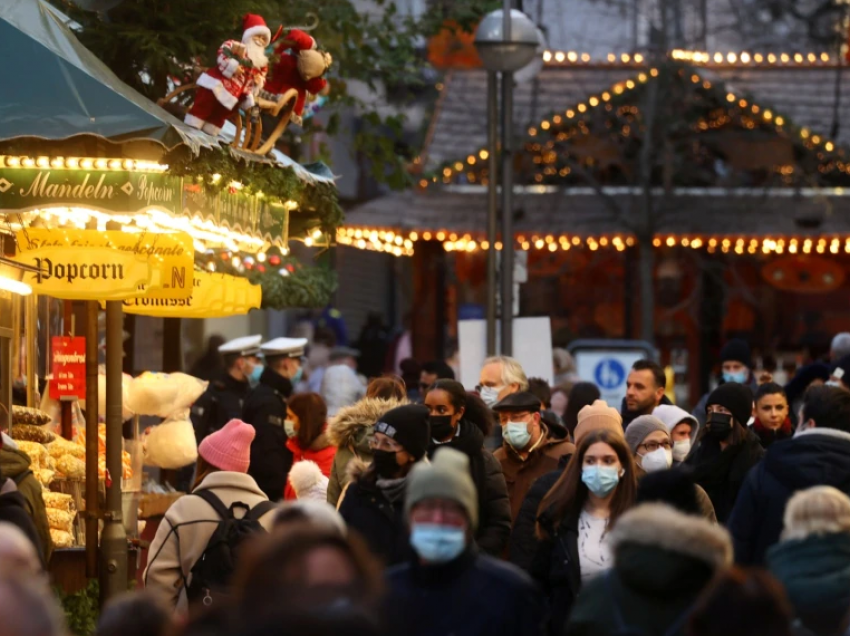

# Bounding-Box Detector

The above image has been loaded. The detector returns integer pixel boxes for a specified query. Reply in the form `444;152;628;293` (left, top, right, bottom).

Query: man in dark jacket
242;337;306;501
493;392;574;522
691;338;759;428
386;447;546;636
728;385;850;565
191;335;262;444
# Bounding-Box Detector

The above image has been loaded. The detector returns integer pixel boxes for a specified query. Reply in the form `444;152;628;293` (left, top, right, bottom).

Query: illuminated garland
202;250;338;309
163;147;344;239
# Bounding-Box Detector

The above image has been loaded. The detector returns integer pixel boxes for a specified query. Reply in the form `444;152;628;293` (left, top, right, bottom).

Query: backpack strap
193;489;232;520
13;470;33;486
246;500;276;522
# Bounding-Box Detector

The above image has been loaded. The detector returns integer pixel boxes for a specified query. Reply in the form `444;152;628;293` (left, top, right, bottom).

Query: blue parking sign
594;358;626;390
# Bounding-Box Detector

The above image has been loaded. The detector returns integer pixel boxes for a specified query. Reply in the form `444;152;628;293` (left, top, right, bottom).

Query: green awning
0;0;216;152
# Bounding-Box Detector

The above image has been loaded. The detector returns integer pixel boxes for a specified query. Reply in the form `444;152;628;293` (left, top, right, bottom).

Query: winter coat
326;397;408;506
428;420;512;556
494;423;575;523
768;532;850;636
0;447;51;563
192;372;252;444
752;417;794;449
565;504;733;636
728;428;850;565
0;481;44;566
385;548;547;636
531;507;583;635
510;467;564;573
683;428;764;523
336;461;412;567
242;368;294;502
283;431;336;500
144;471;277;612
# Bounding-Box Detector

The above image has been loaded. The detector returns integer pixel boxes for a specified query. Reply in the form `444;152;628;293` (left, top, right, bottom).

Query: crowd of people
4;330;850;636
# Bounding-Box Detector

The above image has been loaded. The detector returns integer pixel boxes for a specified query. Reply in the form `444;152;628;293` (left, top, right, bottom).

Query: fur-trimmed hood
611;503;733;568
327;397;408;450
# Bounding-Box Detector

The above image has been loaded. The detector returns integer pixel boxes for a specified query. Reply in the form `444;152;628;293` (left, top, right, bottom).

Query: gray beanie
624;415;669;454
405;447;478;531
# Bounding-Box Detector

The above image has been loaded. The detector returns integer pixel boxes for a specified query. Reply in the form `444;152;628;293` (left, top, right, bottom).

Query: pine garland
208;253;338;309
164;147;344;237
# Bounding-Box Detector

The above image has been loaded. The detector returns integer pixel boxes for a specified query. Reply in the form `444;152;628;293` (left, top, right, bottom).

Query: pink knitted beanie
198;419;255;473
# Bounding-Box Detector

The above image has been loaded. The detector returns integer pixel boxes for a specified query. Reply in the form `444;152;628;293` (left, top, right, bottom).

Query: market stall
1;0;342;603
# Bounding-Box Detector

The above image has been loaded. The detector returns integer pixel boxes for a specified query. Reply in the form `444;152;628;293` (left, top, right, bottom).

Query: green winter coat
326;397;407;507
566;504;733;636
0;446;53;562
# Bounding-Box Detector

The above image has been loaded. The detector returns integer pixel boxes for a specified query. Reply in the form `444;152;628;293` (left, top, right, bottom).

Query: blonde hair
482;356;529;391
781;486;850;541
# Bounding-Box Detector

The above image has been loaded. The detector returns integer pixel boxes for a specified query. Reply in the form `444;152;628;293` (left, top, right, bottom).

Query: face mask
827;380;842;388
429;415;455;440
722;370;748;384
249;364;264;387
640;447;673;473
581;465;621;498
284;419;298;438
372;449;401;478
480;386;502;408
409;523;466;563
672;439;691;462
291;366;304;385
504;422;532;449
705;412;734;441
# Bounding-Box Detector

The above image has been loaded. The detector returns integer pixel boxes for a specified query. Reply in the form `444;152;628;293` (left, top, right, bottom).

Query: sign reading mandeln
0;168;182;214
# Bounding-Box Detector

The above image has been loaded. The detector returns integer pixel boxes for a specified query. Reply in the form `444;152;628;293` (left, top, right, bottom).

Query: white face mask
672;440;691;462
640;447;673;473
480;386;503;408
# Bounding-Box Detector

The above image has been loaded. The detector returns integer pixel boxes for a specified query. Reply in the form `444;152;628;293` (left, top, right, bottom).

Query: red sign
50;337;86;400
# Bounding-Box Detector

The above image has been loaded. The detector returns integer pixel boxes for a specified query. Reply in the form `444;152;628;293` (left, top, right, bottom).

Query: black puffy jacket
385;548;547;636
337;463;413;567
728;428;850;565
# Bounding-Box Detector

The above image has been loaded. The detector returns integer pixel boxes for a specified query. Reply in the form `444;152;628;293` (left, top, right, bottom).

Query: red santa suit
186;15;270;136
264;29;328;120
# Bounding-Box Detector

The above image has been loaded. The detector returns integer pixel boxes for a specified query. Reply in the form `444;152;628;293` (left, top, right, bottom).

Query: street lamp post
474;7;538;356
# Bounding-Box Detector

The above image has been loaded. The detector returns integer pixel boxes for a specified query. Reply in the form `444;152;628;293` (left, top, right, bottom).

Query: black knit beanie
373;404;431;461
707;382;754;427
720;339;752;369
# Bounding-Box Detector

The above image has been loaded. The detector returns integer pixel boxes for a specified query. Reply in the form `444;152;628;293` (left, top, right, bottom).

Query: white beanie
653;405;700;444
288;460;329;502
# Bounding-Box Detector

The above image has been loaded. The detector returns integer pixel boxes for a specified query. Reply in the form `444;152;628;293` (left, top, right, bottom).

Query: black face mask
705;412;734;441
429;415;455;440
372;449;401;478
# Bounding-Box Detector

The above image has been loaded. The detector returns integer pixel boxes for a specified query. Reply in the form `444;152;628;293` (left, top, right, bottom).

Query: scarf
753;417;793;447
376;476;407;504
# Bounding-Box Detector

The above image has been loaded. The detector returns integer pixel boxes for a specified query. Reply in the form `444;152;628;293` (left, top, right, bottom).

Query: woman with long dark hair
284;393;336;501
532;429;638;634
423;380;511;556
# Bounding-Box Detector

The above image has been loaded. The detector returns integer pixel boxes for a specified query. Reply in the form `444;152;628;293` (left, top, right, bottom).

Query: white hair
781;486;850;541
832;333;850;360
482;356;529;391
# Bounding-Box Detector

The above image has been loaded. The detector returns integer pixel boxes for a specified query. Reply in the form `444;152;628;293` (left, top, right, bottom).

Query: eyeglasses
475;384;505;393
638;440;672;452
368;437;403;453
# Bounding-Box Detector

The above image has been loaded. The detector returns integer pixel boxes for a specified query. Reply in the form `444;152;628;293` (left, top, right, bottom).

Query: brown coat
494;426;575;522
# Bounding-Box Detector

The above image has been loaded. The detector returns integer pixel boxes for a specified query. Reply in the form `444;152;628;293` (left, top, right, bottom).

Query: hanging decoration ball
269;255;281;266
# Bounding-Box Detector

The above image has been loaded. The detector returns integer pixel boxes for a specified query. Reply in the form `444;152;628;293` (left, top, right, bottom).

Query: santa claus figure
262;29;332;126
185;14;272;136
